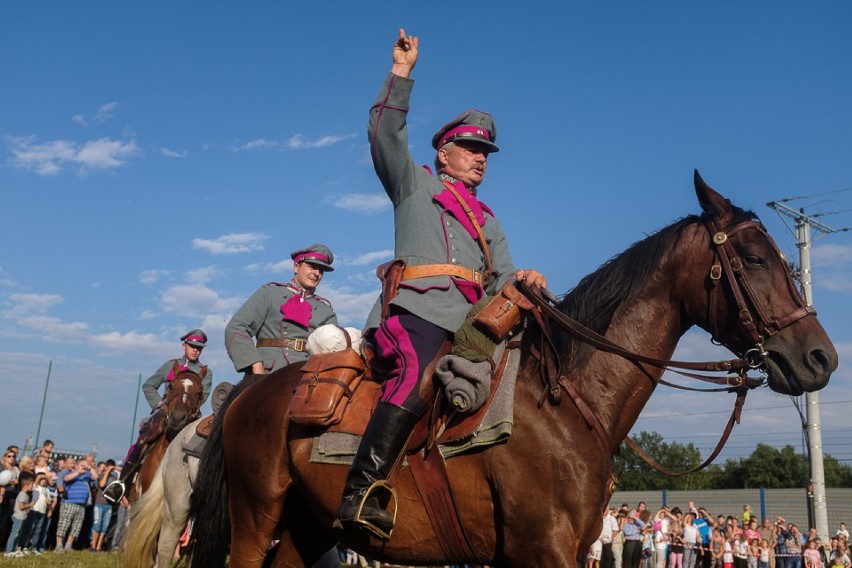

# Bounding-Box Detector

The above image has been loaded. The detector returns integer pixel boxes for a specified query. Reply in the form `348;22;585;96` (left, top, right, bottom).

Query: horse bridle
705;216;815;368
520;213;817;477
162;372;204;416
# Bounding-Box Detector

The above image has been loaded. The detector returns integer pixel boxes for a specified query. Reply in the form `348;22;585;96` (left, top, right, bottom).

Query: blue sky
1;3;851;465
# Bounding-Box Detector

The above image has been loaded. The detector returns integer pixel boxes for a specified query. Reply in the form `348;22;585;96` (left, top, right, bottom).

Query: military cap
431;109;499;153
290;243;335;272
181;329;208;347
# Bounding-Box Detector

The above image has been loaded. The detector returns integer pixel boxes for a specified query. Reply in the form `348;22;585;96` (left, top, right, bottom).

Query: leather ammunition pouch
473;281;534;341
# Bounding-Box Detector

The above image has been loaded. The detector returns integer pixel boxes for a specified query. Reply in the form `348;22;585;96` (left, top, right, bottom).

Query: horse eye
743;255;765;267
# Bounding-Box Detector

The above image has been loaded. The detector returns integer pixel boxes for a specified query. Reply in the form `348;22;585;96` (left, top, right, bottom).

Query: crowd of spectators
591;502;851;568
0;440;127;558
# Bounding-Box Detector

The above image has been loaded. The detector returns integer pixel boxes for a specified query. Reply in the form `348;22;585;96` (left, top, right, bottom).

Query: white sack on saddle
306;325;362;355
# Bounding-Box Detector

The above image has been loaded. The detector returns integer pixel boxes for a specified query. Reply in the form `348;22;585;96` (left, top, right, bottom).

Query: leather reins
519;215;817;477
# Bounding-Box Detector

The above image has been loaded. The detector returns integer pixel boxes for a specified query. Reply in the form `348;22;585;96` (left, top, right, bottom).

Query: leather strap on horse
519;281;756;375
441;180;493;285
407;448;483;565
624;387;749;477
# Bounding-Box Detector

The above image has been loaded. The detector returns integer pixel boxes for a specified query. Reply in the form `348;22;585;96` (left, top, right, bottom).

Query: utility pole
767;200;849;541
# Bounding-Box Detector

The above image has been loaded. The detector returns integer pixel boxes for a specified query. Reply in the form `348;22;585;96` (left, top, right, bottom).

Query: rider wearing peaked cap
104;329;211;503
225;243;338;376
333;28;546;541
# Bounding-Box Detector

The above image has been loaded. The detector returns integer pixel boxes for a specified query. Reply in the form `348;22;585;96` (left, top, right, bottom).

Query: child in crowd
757;539;770;568
803;539;823;568
747;537;759;568
22;472;51;552
724;537;734;568
743;504;752;524
4;471;35;556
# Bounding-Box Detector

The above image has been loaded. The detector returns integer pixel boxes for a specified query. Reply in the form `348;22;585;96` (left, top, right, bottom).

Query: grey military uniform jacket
142;356;211;410
364;73;516;333
225;281;337;373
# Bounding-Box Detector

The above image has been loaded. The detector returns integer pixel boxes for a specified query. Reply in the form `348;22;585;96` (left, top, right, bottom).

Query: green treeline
614;431;852;491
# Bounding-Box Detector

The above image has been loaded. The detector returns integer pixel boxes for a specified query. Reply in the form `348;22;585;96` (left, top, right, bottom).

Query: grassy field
0;550;122;567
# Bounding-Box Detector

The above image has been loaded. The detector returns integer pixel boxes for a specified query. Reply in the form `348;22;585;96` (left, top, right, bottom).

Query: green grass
0;550;122;567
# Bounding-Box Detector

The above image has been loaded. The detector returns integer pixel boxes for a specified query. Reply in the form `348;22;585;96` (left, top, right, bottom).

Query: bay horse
130;363;206;502
123;417;202;568
188;173;837;567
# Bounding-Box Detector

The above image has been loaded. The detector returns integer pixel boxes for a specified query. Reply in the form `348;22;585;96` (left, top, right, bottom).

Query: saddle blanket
309;345;520;465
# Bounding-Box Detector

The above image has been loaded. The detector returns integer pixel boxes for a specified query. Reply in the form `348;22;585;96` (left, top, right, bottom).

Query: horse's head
162;362;206;437
691;170;837;395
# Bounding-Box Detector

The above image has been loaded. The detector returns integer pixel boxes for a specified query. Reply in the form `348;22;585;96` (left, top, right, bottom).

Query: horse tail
122;459;166;568
187;375;263;568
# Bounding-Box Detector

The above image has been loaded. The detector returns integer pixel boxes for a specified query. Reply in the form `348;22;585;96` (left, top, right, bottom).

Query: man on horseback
104;329;212;503
333;28;546;541
225;243;338;376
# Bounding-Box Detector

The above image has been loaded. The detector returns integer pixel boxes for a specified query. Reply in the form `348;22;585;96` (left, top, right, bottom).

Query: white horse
122;417;201;568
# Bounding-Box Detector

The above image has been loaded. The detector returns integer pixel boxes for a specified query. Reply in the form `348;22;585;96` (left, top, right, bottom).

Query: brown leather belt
402;264;483;285
256;338;307;352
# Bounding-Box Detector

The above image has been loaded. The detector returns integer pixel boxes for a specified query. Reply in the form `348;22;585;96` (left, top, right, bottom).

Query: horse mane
556;206;755;370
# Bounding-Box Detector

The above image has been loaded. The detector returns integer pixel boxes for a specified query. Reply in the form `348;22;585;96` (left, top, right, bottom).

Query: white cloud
89;329;165;352
139;309;157;320
72;114;88;127
139;269;170;285
320;283;380;327
192;233;268;255
4;293;64;318
0;267;15;288
350;250;394;266
160;147;187;158
230;139;279;152
245;259;294;274
285;133;355;150
326;193;391;214
92;101;119;124
160;284;241;318
185;266;219;285
7;135;141;176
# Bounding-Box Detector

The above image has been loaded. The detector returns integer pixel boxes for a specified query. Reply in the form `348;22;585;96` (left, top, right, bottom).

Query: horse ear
199;366;208;379
694;169;733;223
172;360;181;373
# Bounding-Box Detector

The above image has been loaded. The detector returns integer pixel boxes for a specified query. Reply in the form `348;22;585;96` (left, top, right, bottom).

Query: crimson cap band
181;328;208;347
290;243;334;272
431;109;499;153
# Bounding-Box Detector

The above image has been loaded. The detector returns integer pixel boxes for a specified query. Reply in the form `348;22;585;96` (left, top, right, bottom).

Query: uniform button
446;220;451;226
451;258;458;264
448;232;454;239
451;245;457;251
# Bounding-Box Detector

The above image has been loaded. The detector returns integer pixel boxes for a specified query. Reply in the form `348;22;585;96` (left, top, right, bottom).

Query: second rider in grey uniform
225;243;338;376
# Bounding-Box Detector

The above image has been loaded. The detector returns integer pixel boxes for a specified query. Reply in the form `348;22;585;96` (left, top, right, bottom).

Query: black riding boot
333;401;420;540
103;442;145;504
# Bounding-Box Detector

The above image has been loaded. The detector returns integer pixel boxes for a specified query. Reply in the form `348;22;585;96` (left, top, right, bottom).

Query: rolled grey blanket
211;382;234;415
436;355;493;413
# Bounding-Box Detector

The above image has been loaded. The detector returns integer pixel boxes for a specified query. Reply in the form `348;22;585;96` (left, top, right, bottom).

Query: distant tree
615;434;852;490
614;431;707;490
822;455;852;487
737;444;807;488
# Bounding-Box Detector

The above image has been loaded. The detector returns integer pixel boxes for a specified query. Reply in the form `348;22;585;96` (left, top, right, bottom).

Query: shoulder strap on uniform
440;180;492;284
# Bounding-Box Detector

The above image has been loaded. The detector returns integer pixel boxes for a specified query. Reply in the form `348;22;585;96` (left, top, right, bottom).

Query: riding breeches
374;309;450;415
